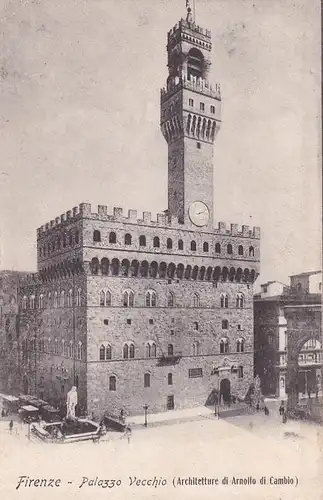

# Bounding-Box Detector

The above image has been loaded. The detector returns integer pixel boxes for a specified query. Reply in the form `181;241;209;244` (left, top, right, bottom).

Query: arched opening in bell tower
187;48;204;79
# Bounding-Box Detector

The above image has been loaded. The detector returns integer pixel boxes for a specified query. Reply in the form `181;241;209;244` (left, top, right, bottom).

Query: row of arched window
92;230;255;257
97;289;244;309
39;229;80;258
99;338;245;360
21;338;83;359
21;289;82;310
90;258;256;283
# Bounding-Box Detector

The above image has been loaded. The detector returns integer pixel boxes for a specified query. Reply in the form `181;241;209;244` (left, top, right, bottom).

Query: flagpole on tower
186;0;195;23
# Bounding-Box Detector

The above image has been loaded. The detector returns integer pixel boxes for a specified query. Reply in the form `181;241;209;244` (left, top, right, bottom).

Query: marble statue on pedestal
66;386;78;420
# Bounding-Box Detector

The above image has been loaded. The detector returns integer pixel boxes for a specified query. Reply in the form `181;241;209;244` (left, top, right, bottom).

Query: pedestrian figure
120;409;125;422
256;402;260;412
1;408;5;417
264;406;269;416
279;403;284;416
9;420;13;434
282;411;287;424
125;426;132;444
307;389;311;399
315;388;319;400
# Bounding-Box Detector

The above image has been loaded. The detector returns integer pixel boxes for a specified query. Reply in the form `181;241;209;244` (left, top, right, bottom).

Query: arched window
109;232;116;244
153;236;160;248
222;319;228;330
139;235;146;247
108;258;118;276
220;338;229;354
167;238;173;249
144;373;151;388
236;293;244;308
145;341;157;358
140;260;149;277
168;373;173;385
125;233;132;245
191;240;197;251
237;338;245;353
38;294;44;309
90;257;100;275
123;289;134;307
192;266;199;280
123;342;135;359
238;245;244;256
146;290;157;307
227;244;233;255
53;292;58;308
193;293;199;307
167;292;174;307
215;243;221;254
101;258;109;275
176;263;184;279
193;321;199;331
76;288;81;307
60;290;65;308
150;261;158;278
22;296;28;310
100;344;112;361
93;230;101;243
100;289;111;307
220;293;228;308
249;246;254;257
67;289;72;308
30;295;35;310
109;375;116;391
192;341;200;356
178;239;184;250
203;242;209;252
187;48;204;79
167;344;174;356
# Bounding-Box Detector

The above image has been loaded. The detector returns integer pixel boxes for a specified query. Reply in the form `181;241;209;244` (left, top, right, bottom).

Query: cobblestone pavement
0;408;322;500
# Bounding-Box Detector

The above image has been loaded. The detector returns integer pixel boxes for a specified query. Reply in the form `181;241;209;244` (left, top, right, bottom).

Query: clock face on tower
188;201;210;227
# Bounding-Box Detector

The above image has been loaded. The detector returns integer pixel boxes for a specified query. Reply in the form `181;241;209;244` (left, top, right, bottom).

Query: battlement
161;75;221;103
168;19;211;41
160;75;221;103
37;203;260;239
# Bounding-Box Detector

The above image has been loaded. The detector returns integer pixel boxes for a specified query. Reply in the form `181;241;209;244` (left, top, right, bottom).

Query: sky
0;0;321;286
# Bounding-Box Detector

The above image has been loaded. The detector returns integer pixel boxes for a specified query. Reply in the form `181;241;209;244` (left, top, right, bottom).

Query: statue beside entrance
66;386;78;420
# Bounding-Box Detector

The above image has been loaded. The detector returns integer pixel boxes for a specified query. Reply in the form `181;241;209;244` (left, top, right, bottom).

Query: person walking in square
9;420;13;434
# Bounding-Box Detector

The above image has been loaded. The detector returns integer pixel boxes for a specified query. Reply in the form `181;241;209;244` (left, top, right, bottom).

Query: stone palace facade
17;10;260;417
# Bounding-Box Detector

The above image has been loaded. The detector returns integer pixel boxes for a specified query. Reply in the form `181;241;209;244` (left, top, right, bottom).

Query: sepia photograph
0;0;321;499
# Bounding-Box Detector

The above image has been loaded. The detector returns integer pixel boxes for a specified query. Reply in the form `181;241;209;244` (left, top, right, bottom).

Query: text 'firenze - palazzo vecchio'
17;9;260;416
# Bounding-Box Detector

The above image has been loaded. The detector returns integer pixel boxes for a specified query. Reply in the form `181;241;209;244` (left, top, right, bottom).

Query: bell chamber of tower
160;16;221;231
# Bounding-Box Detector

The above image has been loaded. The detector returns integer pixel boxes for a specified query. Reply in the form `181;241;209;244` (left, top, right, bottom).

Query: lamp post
143;404;148;427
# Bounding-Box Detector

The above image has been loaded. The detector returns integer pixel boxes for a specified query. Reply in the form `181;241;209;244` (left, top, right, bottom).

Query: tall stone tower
160;7;221;231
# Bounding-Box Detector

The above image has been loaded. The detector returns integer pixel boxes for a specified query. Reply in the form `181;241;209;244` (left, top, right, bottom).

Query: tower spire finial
186;0;193;23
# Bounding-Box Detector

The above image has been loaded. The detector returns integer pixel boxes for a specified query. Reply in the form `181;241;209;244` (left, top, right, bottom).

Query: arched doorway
285;304;322;412
220;378;231;404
